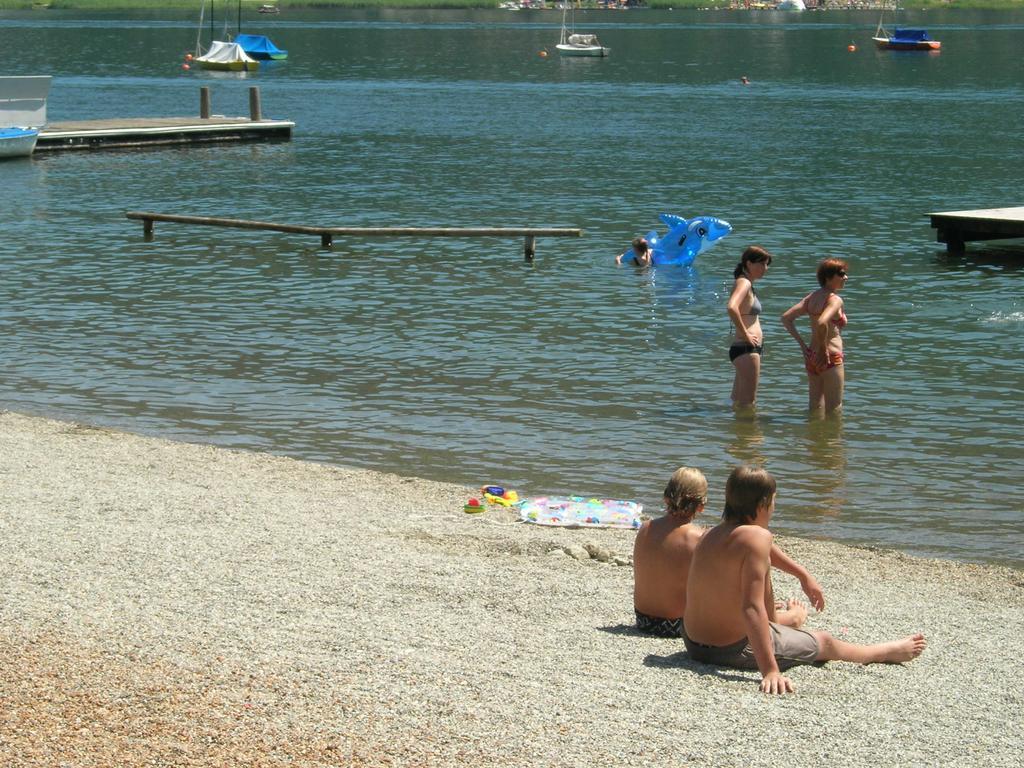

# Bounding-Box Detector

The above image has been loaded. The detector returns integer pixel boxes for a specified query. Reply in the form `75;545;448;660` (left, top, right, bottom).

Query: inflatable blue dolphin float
645;213;732;266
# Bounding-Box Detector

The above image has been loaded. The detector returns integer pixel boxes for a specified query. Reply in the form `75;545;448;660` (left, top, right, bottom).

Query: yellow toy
481;487;519;507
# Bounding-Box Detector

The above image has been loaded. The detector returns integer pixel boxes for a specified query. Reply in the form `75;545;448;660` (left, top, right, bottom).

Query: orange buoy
182;63;190;70
539;50;548;58
847;44;856;52
185;53;193;62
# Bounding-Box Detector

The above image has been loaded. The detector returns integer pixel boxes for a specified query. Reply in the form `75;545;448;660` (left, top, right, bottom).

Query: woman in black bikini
727;246;773;408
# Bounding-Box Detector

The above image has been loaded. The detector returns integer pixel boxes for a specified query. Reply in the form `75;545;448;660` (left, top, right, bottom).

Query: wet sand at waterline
1;410;1021;766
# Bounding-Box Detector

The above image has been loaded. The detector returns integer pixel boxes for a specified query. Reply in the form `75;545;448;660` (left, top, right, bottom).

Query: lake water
1;7;1022;567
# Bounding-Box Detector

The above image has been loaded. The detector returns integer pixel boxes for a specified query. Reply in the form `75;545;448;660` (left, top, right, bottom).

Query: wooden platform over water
928;206;1024;252
126;211;581;261
36;116;293;152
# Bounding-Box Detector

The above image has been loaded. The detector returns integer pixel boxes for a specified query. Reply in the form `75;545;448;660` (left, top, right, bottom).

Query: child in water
616;237;653;267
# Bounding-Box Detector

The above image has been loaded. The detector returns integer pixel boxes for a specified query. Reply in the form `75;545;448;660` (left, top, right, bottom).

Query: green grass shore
3;0;1021;13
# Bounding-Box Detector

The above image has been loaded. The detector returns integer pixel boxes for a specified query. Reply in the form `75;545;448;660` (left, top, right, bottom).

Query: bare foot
878;633;927;663
776;598;808;629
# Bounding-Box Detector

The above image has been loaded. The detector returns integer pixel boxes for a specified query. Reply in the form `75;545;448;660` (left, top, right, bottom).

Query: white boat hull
0;127;40;158
556;44;609;57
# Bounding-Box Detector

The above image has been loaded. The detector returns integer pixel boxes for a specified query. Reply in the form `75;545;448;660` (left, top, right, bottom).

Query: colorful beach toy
517;495;642;529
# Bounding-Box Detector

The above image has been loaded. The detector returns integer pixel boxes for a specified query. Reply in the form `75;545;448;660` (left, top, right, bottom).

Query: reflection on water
726;410;767;469
934;245;1024;276
802;412;847;518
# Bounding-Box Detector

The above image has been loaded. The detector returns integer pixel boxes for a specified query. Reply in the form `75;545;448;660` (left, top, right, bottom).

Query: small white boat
257;3;279;13
0;75;50;159
556;6;609;58
776;0;806;10
195;40;260;72
0;127;40;159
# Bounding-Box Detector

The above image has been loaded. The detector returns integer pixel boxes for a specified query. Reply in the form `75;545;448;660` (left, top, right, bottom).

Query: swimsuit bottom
803;348;844;376
729;342;764;362
635;610;684;638
682;622;822;671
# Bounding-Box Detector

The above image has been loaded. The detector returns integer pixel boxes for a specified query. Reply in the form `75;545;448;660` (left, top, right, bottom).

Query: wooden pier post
524;234;536;262
200;87;211;119
249;87;262;122
944;234;965;253
142;216;154;241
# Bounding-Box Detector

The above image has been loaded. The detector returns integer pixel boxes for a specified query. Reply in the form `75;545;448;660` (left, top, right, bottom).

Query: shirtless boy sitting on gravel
632;466;825;638
683;465;927;694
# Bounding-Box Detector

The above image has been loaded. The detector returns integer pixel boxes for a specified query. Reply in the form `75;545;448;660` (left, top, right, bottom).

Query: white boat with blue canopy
0;75;51;159
194;1;288;70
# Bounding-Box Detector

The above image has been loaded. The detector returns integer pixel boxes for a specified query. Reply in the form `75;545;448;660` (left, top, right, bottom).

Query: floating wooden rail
125;211;582;261
928;206;1024;252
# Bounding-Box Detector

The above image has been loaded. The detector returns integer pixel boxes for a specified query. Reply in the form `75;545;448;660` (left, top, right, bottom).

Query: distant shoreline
3;1;1022;13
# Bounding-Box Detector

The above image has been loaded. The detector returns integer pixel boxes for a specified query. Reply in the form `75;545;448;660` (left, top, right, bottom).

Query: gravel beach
1;410;1021;767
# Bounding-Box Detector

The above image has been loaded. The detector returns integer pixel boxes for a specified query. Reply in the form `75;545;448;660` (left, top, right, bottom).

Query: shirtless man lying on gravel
683;465;927;694
632;466;825;638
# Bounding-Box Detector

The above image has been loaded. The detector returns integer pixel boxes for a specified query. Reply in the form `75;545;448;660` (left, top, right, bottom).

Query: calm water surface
1;8;1022;567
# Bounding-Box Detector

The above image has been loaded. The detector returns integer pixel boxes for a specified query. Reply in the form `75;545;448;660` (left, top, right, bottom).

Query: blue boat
0;127;40;159
234;33;287;61
873;27;941;51
872;3;941;51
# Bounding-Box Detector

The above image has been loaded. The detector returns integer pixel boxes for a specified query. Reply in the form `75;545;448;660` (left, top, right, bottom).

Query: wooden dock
34;86;292;152
125;211;582;261
36;116;293;152
928;206;1024;252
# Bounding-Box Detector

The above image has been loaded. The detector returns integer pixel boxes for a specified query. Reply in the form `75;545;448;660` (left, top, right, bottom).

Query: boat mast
195;0;206;55
876;0;896;37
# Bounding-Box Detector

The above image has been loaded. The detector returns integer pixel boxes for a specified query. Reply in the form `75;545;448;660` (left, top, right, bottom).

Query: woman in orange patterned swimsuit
781;258;849;413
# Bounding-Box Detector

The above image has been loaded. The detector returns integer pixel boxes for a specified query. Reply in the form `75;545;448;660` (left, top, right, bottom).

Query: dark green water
1;8;1022;566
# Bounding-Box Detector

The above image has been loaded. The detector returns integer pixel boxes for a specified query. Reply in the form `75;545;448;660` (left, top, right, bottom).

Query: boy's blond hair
663;467;708;522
